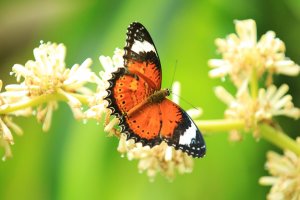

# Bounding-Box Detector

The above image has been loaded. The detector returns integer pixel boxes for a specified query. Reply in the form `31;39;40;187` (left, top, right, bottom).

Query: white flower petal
186;108;203;119
270;84;289;104
171;81;181;105
104;117;119;132
214;86;235;105
99;56;114;71
235;19;256;44
0;118;13;143
164;146;173;161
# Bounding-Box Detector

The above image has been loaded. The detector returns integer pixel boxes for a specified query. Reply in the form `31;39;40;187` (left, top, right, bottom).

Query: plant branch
259;123;300;156
195;119;245;132
250;67;258;99
0;93;90;115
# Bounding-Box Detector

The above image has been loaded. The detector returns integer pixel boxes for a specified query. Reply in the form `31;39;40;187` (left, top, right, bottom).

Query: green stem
0;93;90;115
195;119;245;132
2;87;299;156
68;93;90;105
259;123;300;156
250;67;258;99
196;119;300;156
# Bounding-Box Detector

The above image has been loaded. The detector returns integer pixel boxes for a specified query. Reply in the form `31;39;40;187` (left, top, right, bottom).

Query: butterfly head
165;88;171;96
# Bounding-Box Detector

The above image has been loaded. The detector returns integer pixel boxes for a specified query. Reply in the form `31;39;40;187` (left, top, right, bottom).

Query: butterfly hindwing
126;102;163;146
160;99;206;158
109;96;206;158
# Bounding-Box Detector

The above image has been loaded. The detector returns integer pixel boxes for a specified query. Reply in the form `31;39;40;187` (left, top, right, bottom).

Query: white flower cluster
7;42;100;129
0;42;100;160
210;19;300;199
215;82;299;131
209;19;300;87
84;48;124;121
209;20;300;140
259;139;300;200
117;134;194;181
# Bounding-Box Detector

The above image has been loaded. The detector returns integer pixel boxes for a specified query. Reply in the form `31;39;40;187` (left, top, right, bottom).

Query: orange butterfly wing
124;98;205;158
124;22;161;90
107;67;154;116
124;98;182;146
105;22;206;158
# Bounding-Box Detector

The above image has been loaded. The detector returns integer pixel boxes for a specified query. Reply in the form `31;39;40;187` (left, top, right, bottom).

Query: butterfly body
105;22;206;158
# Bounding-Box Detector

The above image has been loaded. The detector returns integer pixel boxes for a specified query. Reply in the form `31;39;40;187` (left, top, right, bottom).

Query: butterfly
105;22;206;158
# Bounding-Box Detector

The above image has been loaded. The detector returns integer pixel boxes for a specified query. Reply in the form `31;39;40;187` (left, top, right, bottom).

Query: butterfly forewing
124;22;162;90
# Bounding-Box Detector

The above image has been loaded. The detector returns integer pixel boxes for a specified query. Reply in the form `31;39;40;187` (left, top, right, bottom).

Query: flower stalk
0;93;89;115
259;123;300;156
250;67;258;99
195;119;245;132
196;120;300;157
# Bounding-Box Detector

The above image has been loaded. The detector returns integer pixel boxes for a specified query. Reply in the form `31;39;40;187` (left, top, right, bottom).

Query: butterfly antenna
169;61;201;113
169;60;178;89
171;92;199;111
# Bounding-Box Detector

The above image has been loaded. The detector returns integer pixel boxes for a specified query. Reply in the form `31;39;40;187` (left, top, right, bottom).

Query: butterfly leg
126;90;169;118
126;100;148;118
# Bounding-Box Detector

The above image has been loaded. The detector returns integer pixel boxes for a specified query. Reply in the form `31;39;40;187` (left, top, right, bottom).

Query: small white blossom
187;107;203;119
0;81;24;160
215;81;300;139
209;19;300;86
215;80;253;125
83;48;124;121
259;139;300;200
8;42;100;130
0;138;12;161
0;117;14;144
36;101;58;132
117;133;194;181
171;81;181;105
257;84;300;120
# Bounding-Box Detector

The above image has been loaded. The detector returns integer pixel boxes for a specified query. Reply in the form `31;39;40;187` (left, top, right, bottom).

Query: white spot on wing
178;122;197;146
131;39;156;54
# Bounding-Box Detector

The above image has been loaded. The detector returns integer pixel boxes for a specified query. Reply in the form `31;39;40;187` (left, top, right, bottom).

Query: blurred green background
1;0;300;199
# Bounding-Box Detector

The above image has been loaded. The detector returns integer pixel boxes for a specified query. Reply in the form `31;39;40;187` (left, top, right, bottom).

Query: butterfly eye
166;89;171;96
